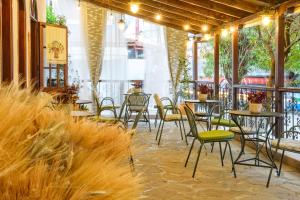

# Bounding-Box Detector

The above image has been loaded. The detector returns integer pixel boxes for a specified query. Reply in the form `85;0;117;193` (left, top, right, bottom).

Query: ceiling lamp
117;16;126;31
155;14;162;21
203;34;211;41
221;29;229;38
261;15;272;26
201;24;208;32
130;1;140;13
77;0;81;10
183;24;190;31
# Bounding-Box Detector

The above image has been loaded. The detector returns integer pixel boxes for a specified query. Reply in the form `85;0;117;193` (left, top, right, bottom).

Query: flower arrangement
198;84;210;94
247;91;266;104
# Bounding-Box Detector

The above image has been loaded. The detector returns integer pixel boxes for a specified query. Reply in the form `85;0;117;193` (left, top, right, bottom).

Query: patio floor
132;122;300;200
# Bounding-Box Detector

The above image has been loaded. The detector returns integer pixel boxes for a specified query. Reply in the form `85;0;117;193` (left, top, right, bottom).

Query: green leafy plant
46;5;57;24
178;57;192;99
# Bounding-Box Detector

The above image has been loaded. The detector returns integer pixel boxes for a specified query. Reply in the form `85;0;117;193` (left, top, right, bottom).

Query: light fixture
201;24;209;32
183;24;190;31
109;10;114;21
221;29;229;38
77;0;81;10
155;14;162;21
261;15;272;26
203;33;211;41
117;15;126;31
229;25;236;33
130;1;140;13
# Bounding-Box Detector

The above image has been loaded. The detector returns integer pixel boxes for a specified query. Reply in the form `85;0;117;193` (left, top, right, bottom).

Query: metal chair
272;125;300;176
154;94;188;146
125;92;151;131
184;105;236;178
96;97;119;118
154;97;174;128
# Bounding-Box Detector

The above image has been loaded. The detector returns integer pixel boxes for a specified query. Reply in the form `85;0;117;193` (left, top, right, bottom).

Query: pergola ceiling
84;0;291;34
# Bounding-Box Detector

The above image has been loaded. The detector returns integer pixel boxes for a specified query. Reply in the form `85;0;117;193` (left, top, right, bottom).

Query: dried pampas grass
0;84;140;199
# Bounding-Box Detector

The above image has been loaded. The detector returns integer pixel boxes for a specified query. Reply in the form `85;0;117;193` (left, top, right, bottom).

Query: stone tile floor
132;123;300;200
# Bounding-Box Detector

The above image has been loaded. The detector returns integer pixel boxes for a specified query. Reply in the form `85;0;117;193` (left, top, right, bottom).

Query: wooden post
214;33;220;99
193;41;198;98
232;28;239;109
275;8;285;136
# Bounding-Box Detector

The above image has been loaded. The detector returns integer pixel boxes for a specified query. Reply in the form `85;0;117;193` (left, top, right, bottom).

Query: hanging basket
249;103;263;113
198;93;208;102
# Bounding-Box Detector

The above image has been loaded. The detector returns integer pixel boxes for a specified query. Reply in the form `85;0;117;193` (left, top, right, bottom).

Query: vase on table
198;93;208;102
249;103;262;113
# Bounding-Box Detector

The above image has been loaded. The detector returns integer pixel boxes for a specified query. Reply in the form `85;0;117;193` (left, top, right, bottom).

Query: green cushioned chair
211;118;237;127
184;106;236;178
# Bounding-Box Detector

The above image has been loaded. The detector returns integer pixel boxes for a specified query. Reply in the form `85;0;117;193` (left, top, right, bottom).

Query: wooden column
193;41;198;98
232;28;239;109
19;0;27;86
214;33;220;98
2;0;13;82
275;8;285;136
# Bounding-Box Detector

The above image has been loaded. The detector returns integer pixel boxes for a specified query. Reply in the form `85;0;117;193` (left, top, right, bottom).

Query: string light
155;14;161;21
201;24;208;32
221;29;229;38
117;14;126;31
77;0;80;10
130;2;139;13
261;15;271;26
183;24;190;31
229;26;236;33
203;34;211;41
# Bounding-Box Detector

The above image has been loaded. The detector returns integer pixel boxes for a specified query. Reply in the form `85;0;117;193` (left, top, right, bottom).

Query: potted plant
247;91;266;113
198;84;210;101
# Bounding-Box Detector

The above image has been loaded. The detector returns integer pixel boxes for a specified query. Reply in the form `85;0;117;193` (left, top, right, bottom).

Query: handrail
278;87;300;93
233;84;275;91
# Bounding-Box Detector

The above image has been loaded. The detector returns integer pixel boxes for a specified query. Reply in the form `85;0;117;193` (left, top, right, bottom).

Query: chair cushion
211;118;237;127
199;130;234;141
129;105;145;112
100;105;119;110
165;114;187;121
229;127;256;135
271;139;300;152
194;112;208;117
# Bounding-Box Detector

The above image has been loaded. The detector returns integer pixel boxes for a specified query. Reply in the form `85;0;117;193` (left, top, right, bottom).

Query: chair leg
227;142;236;178
147;111;151;132
156;120;162;140
155;110;159;128
192;143;204;178
211;143;214;153
181;119;188;145
222;142;228;163
278;150;285;177
219;142;224;167
185;138;196;167
178;120;184;140
158;120;165;146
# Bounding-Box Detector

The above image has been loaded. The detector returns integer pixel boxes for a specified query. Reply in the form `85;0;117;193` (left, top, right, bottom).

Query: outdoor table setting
229;92;284;187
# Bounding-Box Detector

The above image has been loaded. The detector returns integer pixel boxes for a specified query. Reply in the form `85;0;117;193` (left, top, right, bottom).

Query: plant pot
249;103;263;113
198;93;208;102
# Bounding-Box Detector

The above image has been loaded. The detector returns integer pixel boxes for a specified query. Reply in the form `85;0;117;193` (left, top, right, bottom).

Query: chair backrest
127;92;149;108
154;94;164;118
184;106;199;138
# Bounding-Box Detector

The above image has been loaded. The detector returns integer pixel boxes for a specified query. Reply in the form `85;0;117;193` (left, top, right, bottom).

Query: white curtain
100;12;129;105
50;0;90;100
142;22;170;110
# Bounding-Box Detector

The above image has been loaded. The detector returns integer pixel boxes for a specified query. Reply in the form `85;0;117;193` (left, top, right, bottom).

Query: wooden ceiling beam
110;0;218;28
178;0;251;17
84;0;200;33
110;0;222;26
208;0;261;13
139;0;234;22
242;0;271;7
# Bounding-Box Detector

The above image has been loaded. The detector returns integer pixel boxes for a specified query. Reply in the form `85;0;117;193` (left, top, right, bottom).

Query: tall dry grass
0;84;140;199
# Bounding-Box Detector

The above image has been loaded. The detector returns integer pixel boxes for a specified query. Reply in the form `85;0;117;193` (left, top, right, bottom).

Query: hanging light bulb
203;34;211;41
261;15;271;26
221;29;229;38
77;0;81;10
183;24;190;31
109;10;114;21
201;24;209;32
155;14;162;21
130;2;139;13
117;17;126;31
